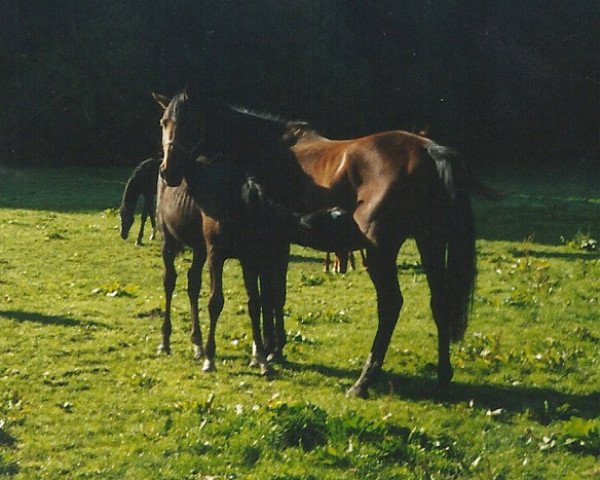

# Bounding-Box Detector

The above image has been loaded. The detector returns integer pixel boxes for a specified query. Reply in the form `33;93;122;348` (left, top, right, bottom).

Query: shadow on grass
283;360;599;420
509;248;599;261
380;373;600;420
0;309;108;329
289;254;324;265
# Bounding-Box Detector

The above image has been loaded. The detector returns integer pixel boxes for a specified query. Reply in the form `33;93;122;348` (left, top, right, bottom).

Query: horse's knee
163;271;176;295
246;292;260;317
379;291;403;319
430;294;450;330
208;293;224;318
187;274;201;298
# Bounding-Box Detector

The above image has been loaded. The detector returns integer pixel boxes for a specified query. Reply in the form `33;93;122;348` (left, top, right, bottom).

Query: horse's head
119;203;134;239
153;86;206;187
282;121;314;146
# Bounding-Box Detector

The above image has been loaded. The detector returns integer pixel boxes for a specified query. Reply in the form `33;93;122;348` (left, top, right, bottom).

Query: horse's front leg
136;209;147;246
188;246;206;360
147;194;157;241
203;250;224;372
158;239;178;355
347;247;402;398
242;261;272;376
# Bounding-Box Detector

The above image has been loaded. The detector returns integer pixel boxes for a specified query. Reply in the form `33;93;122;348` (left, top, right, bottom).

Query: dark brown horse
150;164;291;372
152;90;309;374
119;158;160;245
283;121;483;397
154;176;207;361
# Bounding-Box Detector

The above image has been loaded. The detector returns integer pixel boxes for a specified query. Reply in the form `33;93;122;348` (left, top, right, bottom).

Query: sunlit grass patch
0;167;598;479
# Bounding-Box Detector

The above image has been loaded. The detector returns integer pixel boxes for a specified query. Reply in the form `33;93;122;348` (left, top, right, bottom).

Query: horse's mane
228;105;288;125
227;105;322;146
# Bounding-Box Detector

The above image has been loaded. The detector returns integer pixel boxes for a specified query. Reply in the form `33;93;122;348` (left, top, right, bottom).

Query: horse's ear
152;92;170;110
183;82;200;101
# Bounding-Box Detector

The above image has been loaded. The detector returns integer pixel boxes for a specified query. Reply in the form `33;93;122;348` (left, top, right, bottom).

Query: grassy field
0;166;599;479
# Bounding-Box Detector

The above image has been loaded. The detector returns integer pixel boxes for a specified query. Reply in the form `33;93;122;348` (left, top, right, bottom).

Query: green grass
0;167;599;479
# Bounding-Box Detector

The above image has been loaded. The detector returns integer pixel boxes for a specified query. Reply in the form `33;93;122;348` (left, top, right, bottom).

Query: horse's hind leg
347;246;403;398
188;247;206;360
158;239;178;355
416;233;453;389
269;245;289;363
203;252;224;372
136;210;147;246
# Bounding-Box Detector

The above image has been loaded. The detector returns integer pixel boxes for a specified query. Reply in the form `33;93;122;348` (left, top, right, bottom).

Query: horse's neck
293;136;339;169
184;158;241;219
122;176;143;206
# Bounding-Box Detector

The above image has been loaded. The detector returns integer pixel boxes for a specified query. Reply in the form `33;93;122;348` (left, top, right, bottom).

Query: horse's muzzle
159;164;183;188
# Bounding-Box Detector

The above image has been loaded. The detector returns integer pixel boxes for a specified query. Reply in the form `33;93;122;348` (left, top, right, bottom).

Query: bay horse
152;89;316;375
283;121;486;397
119;157;159;245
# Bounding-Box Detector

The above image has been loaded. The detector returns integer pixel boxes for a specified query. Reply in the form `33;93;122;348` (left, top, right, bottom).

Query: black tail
428;144;476;342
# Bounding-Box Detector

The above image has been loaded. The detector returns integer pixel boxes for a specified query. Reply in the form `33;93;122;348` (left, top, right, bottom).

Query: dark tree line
1;0;598;167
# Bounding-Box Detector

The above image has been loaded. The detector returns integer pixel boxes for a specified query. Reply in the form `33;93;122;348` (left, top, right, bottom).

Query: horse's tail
427;144;476;342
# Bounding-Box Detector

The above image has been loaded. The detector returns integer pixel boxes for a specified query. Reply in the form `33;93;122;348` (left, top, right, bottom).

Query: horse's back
292;130;452;244
292;130;437;202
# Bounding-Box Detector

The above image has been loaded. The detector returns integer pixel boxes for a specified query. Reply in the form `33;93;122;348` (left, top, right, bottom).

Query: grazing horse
152;89;316;374
155;177;206;360
282;120;485;397
119;158;159;245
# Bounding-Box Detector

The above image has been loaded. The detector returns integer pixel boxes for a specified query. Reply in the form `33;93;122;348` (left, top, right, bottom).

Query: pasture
0;166;598;479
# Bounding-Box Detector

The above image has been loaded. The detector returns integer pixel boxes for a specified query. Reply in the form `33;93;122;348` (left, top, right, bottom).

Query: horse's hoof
248;356;260;368
202;359;216;372
437;366;454;391
193;345;204;360
267;352;285;364
157;344;171;355
260;363;274;377
346;384;369;399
